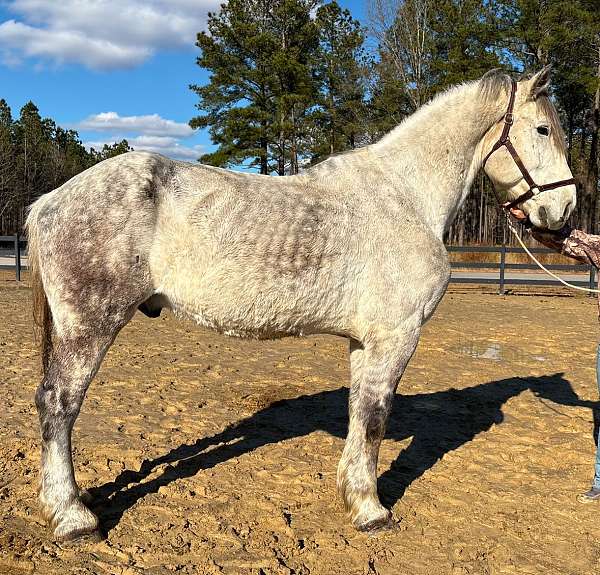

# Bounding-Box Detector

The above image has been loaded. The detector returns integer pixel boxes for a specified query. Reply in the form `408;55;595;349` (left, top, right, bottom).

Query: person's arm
533;228;600;268
507;205;600;268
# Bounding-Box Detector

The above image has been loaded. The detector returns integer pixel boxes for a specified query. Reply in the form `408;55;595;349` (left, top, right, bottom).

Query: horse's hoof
356;513;397;534
52;499;101;543
56;527;104;545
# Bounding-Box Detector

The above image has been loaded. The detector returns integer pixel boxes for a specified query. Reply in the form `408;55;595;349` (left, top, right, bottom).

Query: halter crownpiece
482;78;577;213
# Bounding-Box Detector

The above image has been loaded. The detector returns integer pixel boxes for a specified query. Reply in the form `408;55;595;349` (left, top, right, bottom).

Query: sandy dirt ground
1;275;600;575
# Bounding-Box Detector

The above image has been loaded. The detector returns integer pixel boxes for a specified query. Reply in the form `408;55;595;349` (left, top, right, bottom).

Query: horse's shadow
88;372;598;532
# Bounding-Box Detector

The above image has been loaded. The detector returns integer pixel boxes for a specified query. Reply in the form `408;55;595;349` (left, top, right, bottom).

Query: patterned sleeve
531;226;600;269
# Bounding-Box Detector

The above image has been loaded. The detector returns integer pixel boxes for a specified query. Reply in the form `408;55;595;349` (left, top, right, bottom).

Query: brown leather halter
482;78;576;212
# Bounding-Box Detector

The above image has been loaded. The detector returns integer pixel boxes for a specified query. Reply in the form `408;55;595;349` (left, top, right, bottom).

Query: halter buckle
504;112;514;125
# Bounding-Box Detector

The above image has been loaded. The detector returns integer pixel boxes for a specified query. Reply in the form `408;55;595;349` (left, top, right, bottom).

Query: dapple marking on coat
26;67;576;541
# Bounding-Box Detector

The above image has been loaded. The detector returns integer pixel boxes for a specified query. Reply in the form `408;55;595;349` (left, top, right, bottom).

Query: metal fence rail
0;235;596;294
448;244;596;294
0;234;26;281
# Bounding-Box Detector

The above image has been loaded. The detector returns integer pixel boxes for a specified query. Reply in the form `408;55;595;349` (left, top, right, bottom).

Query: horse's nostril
538;206;548;226
562;202;572;221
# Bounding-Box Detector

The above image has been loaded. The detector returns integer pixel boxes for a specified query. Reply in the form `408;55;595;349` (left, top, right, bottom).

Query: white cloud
80;112;204;161
76;112;194;138
0;19;150;68
0;0;220;70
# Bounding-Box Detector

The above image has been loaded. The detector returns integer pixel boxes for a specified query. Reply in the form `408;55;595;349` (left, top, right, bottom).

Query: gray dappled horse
27;68;576;541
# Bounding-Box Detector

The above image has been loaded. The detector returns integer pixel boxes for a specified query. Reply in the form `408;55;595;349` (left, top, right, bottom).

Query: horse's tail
25;199;53;378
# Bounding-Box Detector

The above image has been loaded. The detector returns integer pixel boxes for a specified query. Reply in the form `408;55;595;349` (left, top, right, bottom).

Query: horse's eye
537;126;550;136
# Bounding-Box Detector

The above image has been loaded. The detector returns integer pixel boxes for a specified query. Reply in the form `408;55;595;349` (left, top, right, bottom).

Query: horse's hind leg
36;318;131;541
337;319;421;531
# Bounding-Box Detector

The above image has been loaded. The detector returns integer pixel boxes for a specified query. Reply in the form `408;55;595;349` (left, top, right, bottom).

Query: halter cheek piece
482;78;576;212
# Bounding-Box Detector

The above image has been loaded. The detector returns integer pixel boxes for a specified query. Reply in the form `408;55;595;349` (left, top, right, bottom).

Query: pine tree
365;54;413;139
269;0;320;174
429;0;502;90
14;102;54;226
89;139;133;162
190;0;319;175
0;100;17;228
311;1;368;160
53;127;95;181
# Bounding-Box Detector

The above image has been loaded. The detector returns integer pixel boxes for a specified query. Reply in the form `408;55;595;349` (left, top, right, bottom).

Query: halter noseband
482;78;576;212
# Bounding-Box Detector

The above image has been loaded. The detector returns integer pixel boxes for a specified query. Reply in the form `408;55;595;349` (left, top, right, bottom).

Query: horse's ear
529;65;552;99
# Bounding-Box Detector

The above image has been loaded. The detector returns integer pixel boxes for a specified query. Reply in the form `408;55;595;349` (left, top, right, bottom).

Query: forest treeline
0;100;131;234
191;0;599;244
1;0;598;244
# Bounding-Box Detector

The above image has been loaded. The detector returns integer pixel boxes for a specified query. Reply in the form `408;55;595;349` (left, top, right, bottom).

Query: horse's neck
370;82;503;239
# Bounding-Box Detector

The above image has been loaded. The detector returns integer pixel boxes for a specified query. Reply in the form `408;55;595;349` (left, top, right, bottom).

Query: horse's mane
304;143;365;173
478;69;513;107
307;69;567;174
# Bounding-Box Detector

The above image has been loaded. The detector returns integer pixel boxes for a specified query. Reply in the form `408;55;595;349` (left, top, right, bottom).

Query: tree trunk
290;104;298;175
260;134;268;175
278;106;285;176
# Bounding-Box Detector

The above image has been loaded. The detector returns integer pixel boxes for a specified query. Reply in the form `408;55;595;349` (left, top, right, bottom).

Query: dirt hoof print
357;515;397;534
56;528;104;546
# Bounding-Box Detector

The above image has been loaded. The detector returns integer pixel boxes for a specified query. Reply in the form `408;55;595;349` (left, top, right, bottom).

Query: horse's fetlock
337;470;380;522
38;495;58;527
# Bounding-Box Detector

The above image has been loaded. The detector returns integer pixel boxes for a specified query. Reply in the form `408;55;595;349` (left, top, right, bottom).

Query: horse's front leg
338;319;421;532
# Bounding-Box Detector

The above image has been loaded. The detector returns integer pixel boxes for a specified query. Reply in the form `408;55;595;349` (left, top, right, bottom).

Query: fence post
589;266;596;296
14;232;21;282
498;243;506;295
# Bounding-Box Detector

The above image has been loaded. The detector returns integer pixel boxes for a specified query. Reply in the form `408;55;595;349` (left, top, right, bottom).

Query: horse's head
482;67;576;230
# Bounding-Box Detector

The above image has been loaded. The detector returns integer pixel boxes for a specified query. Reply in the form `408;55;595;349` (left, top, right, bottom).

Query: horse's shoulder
371;210;449;276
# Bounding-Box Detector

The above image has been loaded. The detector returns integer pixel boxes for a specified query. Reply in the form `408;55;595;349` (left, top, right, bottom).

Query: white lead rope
505;216;600;294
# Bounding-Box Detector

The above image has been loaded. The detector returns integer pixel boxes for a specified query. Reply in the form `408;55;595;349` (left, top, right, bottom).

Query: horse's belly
154;260;351;340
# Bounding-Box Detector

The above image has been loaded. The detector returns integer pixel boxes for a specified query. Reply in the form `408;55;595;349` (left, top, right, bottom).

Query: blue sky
0;0;366;161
